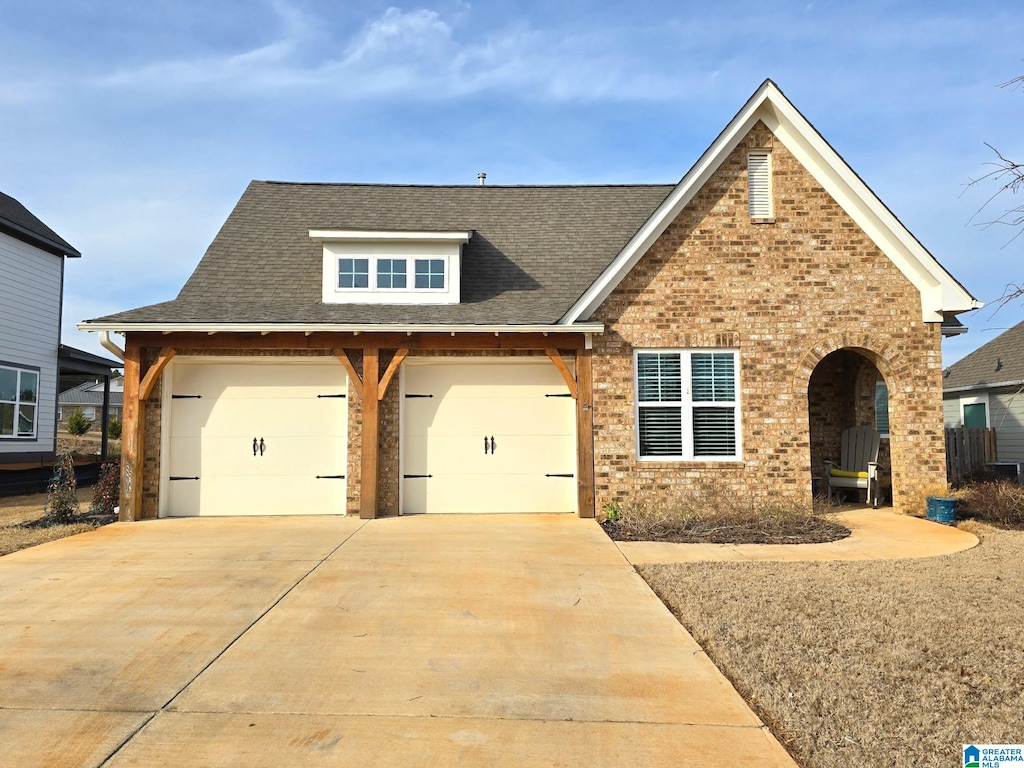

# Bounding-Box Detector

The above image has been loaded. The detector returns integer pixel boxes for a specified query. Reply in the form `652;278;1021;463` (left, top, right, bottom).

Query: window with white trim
748;151;773;219
338;258;370;289
635;350;740;460
335;256;447;293
0;363;39;439
414;258;446;290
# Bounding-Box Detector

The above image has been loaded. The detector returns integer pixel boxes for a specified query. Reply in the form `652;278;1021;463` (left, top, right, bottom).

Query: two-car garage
160;357;577;517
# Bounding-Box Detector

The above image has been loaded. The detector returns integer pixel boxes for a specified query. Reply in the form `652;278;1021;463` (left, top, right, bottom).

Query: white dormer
311;229;471;305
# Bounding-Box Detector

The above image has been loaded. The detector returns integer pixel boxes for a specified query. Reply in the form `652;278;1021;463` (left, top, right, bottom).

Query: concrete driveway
0;515;795;767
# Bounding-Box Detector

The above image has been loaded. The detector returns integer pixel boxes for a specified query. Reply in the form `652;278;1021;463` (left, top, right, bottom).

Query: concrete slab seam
95;521;368;767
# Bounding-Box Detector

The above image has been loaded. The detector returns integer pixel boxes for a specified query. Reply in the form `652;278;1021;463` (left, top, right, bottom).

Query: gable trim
560;79;980;326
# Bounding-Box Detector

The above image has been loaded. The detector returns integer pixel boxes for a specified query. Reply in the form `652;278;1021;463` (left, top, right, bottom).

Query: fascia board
761;96;979;319
561;82;775;324
309;229;471;243
943;379;1024;394
77;321;604;335
562;79;980;325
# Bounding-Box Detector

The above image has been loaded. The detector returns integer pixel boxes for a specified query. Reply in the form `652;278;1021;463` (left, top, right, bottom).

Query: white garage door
402;361;576;514
164;360;348;517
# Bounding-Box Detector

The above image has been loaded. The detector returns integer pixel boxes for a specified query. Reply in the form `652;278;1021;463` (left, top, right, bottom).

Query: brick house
80;81;977;521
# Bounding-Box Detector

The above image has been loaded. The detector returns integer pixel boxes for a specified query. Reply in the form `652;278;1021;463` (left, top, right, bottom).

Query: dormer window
312;230;469;305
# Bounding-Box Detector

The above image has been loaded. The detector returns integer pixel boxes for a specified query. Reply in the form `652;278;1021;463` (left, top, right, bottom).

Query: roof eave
561;79;980;325
77;321;605;335
943;378;1024;394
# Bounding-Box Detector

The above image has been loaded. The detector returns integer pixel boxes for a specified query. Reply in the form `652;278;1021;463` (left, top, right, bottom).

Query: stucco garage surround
401;359;577;514
161;359;349;517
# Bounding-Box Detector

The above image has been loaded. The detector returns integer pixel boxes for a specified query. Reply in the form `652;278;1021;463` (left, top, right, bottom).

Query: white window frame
748;151;773;220
959;393;990;428
0;362;40;440
633;349;742;462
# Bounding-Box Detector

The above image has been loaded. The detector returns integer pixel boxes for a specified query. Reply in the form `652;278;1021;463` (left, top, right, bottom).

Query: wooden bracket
139;348;176;401
377;349;409;401
545;348;579;399
335;349;363;392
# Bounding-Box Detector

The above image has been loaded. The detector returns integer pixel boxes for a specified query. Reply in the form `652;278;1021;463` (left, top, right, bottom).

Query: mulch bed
601;516;851;544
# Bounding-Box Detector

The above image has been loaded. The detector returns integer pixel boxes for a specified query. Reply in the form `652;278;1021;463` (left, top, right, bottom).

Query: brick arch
792;333;909;395
796;334;920;510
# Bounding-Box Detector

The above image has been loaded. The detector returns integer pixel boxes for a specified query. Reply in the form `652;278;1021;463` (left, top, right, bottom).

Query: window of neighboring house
0;364;39;439
961;394;989;428
82;406;97;420
338;258;370;289
635;350;740;460
875;380;890;437
748;151;773;219
415;258;446;290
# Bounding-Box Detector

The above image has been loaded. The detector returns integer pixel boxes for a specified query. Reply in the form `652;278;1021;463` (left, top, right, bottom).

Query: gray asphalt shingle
89;182;673;326
943;319;1024;390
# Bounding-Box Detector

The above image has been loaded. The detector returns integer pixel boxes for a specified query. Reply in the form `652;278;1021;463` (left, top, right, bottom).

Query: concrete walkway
616;507;980;565
0;515;796;768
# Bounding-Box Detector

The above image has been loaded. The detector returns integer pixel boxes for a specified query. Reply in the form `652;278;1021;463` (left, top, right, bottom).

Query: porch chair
823;426;881;508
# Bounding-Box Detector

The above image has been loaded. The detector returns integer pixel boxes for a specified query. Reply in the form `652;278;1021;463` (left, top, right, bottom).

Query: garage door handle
253;437;259;456
259;437;266;456
490;436;496;454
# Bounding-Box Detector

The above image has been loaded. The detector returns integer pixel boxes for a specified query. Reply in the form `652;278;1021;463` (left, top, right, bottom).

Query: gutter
943;379;1024;394
79;322;605;335
99;330;126;361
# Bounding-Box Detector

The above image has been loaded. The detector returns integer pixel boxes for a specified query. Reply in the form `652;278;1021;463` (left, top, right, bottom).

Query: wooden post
120;341;144;522
360;348;380;520
575;347;595;518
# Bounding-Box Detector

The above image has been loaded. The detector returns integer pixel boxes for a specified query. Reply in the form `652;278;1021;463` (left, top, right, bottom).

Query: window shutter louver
748;152;772;218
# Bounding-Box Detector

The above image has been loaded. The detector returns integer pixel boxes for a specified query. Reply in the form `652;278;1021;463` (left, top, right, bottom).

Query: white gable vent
748;151;773;219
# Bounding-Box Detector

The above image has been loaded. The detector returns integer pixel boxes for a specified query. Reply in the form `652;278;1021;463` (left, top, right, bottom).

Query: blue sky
2;0;1022;365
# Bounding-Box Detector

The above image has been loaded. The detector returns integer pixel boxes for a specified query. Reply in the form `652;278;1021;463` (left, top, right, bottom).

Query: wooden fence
945;427;997;484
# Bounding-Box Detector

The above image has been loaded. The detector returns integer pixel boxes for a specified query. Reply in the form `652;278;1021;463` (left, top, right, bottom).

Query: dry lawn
0;488;100;556
639;522;1024;768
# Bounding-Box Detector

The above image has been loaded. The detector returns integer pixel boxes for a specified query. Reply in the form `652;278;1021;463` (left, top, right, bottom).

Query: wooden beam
360;348;380;520
575;348;596;519
334;349;362;392
120;342;144;522
377;348;409;401
139;347;176;401
132;331;589;352
545;348;578;399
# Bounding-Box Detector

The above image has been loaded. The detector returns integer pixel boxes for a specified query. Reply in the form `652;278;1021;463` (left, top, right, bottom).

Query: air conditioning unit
987;462;1024;484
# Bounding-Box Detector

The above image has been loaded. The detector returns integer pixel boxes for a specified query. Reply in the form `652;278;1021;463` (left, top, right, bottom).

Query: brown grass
602;484;849;544
0;488;103;556
638;523;1024;768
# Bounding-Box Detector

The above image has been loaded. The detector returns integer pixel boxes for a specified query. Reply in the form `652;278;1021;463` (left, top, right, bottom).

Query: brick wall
590;121;946;512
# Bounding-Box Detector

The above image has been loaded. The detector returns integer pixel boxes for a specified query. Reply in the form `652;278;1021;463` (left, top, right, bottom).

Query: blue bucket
926;496;958;524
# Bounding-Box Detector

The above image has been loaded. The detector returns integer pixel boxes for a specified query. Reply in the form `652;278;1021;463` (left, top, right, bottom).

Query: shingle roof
0;190;80;258
58;381;124;408
943;319;1024;390
88;182;673;326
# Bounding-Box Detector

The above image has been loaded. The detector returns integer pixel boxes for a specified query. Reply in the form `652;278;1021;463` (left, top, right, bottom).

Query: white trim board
560;79;980;326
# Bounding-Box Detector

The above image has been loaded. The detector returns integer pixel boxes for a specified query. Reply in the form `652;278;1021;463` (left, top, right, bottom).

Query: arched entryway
807;348;890;505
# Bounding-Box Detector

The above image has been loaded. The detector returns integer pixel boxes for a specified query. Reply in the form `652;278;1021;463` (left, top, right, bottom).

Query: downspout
99;330;125;361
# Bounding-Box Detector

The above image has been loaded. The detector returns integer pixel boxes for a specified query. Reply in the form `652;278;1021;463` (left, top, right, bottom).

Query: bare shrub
602;482;849;544
957;479;1024;528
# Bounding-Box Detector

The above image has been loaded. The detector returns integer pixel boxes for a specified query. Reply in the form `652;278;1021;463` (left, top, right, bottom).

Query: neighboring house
58;377;124;425
942;319;1024;462
80;81;978;521
0;190;82;466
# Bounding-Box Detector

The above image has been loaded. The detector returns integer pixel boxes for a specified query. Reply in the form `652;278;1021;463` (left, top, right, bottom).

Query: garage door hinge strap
315;475;346;479
545;393;572;398
171;394;202;399
545;473;574;478
403;474;433;478
316;394;347;398
405;393;434;398
169;476;200;481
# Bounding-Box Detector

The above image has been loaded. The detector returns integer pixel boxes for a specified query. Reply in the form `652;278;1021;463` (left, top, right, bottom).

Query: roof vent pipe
477;172;486;186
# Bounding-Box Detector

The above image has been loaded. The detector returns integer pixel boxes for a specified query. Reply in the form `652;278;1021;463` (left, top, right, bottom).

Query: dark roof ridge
255;180;675;190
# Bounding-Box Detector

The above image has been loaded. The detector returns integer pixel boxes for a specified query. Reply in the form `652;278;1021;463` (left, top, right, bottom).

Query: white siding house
0;191;81;466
